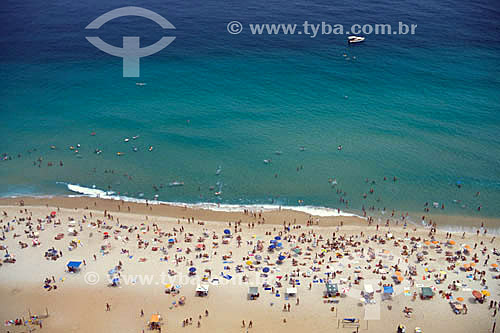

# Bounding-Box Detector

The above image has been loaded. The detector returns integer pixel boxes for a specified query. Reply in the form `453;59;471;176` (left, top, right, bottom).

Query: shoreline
1;195;499;233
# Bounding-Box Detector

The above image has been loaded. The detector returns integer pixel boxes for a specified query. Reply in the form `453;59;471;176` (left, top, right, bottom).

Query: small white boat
216;166;222;175
136;82;147;86
348;36;365;43
214;191;222;196
263;159;271;164
168;181;184;187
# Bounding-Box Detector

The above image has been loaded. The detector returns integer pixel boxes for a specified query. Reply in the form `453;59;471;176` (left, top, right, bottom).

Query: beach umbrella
470;262;476;267
165;284;172;288
492;263;499;268
246;260;253;265
482;290;491;297
196;244;204;249
432;240;439;244
457;297;464;302
270;239;277;244
50;211;56;217
277;242;283;247
397;275;404;282
424;241;431;246
274;236;281;240
189;267;196;272
168;238;175;243
224;229;231;235
448;240;456;245
263;267;270;273
278;255;285;261
269;245;276;249
463;263;470;269
472;290;482;299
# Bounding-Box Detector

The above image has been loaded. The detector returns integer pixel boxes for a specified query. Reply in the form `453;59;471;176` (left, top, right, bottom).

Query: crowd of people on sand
1;198;499;331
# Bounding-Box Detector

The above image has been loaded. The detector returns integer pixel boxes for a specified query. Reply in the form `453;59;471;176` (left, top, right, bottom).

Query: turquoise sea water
1;0;499;219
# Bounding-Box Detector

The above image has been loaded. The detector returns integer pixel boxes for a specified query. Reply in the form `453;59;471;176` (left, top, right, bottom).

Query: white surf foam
65;183;361;218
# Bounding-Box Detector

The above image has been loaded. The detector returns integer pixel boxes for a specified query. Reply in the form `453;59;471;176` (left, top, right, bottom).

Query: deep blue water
1;0;500;219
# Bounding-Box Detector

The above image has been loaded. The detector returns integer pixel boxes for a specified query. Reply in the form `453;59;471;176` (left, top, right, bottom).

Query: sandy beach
1;197;498;333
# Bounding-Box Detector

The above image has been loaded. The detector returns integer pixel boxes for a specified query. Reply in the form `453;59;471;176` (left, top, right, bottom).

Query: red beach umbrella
472;290;482;299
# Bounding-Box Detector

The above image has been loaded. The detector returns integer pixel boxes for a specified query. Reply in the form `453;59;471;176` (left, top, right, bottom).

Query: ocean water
1;0;499;220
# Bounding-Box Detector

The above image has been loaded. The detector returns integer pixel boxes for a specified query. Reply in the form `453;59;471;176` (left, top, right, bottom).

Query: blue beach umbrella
274;236;281;240
270;239;277;244
278;255;285;261
224;229;231;235
189;267;196;272
263;267;270;273
277;242;283;247
269;245;276;249
168;238;175;243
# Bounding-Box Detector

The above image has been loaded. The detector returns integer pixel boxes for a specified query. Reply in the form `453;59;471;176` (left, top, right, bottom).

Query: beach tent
67;261;82;273
420;287;434;299
325;283;339;297
383;286;394;300
286;287;297;297
196;284;209;296
148;314;162;330
364;284;374;294
248;286;259;300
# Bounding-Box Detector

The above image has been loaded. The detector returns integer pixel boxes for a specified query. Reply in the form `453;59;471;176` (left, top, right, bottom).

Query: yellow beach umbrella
482;290;491;297
165;284;172;289
246;260;253;265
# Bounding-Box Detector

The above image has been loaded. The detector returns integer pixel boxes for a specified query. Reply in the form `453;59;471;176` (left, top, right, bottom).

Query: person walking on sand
242;320;246;328
106;303;110;311
249;320;253;328
140;309;144;317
